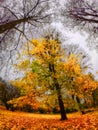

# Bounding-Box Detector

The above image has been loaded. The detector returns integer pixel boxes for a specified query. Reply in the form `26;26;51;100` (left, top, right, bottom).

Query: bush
65;107;77;113
8;94;40;112
22;104;35;112
38;107;47;114
79;103;87;110
52;107;60;114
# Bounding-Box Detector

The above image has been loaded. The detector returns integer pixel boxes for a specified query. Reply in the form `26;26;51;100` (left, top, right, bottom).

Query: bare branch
0;6;18;19
65;0;98;28
0;0;50;35
0;0;51;77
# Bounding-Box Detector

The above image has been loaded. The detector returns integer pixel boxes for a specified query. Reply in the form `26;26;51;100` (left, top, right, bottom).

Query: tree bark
0;16;41;34
55;81;67;120
4;102;10;110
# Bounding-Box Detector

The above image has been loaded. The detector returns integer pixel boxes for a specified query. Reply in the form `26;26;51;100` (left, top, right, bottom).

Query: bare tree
0;0;51;77
63;0;98;49
0;0;50;43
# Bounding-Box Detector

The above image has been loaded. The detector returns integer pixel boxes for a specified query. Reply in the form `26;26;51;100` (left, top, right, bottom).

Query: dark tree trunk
55;81;67;120
57;92;67;120
76;96;85;114
4;102;10;110
0;17;33;34
76;96;80;104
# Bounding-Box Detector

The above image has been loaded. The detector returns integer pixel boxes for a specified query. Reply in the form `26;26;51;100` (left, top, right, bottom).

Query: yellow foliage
8;92;40;110
15;60;30;69
13;36;97;109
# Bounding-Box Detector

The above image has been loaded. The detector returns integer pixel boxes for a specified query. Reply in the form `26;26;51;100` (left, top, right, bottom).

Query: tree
65;0;98;49
70;72;97;111
63;44;92;109
0;0;50;74
30;36;68;120
65;0;98;31
70;73;97;98
14;31;97;119
27;35;90;120
92;86;98;106
0;77;20;109
0;0;50;41
15;35;92;112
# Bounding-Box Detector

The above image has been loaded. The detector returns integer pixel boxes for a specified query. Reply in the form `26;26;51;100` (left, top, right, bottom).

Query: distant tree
0;77;20;110
92;86;98;106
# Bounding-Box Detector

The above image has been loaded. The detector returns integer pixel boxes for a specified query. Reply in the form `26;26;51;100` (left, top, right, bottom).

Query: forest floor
0;107;98;130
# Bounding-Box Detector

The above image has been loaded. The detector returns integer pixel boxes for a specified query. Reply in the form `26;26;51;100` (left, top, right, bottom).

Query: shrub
38;107;47;114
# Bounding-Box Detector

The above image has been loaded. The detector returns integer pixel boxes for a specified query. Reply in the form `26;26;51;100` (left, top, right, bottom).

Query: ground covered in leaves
0;108;98;130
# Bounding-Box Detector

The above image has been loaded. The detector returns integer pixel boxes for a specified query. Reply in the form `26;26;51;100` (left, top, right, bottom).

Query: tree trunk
75;96;85;114
0;17;31;34
55;81;67;120
76;96;80;104
4;102;10;110
57;92;67;120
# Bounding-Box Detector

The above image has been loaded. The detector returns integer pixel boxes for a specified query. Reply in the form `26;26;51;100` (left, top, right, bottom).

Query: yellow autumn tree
13;34;97;120
27;35;90;120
